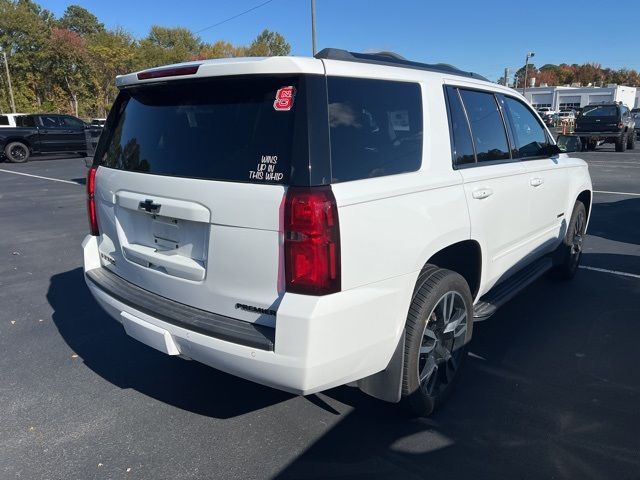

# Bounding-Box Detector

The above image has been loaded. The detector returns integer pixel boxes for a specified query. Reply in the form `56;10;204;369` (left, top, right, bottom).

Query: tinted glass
0;115;8;126
327;77;422;182
62;116;85;129
39;115;64;129
446;87;475;165
504;97;551;158
15;115;35;127
581;105;618;117
459;90;510;162
97;75;306;184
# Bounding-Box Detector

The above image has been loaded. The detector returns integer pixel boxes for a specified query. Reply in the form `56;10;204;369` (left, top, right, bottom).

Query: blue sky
42;0;637;81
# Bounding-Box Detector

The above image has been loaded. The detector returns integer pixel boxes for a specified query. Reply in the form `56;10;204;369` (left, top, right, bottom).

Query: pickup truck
0;113;101;163
575;103;636;152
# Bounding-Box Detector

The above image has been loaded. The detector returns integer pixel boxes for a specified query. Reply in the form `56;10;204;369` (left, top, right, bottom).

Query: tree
196;40;242;60
0;0;54;111
246;29;290;57
47;27;89;116
59;5;104;36
87;28;136;116
138;26;203;67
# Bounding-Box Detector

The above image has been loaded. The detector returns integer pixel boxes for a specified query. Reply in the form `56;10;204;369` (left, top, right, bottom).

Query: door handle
472;188;493;200
530;177;544;187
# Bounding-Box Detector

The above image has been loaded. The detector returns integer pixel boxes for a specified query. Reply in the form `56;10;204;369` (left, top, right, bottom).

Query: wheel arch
424;239;482;300
3;137;32;151
577;189;592;223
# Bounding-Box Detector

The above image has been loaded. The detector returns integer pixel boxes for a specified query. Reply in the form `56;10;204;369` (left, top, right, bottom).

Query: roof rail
315;48;489;82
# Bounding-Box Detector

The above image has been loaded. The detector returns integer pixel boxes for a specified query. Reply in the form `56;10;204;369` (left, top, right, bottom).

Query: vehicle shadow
276;254;640;479
588;197;640;247
46;267;292;419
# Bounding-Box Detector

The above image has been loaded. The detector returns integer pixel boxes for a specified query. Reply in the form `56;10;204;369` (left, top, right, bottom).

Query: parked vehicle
82;50;592;416
633;112;640;139
575;103;636;151
90;118;106;128
0;113;28;128
0;113;100;162
536;106;556;116
557;110;576;121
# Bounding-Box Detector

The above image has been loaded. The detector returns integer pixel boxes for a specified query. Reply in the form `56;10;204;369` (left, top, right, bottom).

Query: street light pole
311;0;317;56
1;50;16;113
522;51;535;100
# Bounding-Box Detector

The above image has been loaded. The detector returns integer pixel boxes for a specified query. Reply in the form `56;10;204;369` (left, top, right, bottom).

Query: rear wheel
615;134;627;152
4;141;30;163
627;132;636;150
402;266;473;417
550;201;586;280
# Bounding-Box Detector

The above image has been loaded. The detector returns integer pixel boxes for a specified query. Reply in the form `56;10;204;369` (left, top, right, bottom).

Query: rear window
97;75;308;184
327;77;423;182
581;105;618;117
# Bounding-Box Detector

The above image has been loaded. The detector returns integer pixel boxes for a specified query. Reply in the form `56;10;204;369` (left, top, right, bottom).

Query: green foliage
58;5;104;35
246;29;291;57
0;1;293;117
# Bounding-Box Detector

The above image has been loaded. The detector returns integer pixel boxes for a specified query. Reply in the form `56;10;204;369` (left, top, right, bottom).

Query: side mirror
556;134;582;153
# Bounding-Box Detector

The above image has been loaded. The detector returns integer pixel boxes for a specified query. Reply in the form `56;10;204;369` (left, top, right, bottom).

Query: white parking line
594;190;640;197
579;266;640;279
0;168;82;185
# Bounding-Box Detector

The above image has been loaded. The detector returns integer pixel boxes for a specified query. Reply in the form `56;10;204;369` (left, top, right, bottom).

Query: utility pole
311;0;317;56
1;50;16;114
523;51;535;98
503;68;509;87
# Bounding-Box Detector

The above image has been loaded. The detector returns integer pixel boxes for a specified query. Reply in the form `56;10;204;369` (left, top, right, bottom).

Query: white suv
83;49;592;416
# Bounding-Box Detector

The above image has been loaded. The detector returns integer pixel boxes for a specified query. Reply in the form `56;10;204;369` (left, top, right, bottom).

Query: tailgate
90;72;326;327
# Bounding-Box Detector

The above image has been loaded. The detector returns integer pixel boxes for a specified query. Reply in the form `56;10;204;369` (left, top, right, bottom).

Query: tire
627;132;636;150
615;134;627;152
401;266;473;417
550;201;586;280
4;141;30;163
587;140;597;151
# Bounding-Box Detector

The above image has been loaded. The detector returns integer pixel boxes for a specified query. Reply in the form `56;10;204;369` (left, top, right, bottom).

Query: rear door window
15;115;35;128
458;89;511;162
327;77;423;182
0;115;8;126
96;75;310;184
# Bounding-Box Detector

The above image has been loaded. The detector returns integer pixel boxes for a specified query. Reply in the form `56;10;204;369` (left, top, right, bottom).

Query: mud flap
357;331;404;403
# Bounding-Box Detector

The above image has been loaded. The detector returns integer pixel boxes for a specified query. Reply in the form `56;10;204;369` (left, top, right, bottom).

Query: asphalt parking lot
1;148;639;480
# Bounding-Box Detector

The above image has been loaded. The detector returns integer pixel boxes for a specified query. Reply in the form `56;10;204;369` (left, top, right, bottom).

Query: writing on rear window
249;155;284;182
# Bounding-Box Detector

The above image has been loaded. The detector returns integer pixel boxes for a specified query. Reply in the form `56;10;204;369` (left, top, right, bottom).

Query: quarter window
504;97;551;158
327;77;423;182
445;86;475;165
458;89;510;162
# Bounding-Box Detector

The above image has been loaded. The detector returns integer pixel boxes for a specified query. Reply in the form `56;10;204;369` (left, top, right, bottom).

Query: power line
194;0;278;34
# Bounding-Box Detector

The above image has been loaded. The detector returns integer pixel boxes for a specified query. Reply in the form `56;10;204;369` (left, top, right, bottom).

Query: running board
473;257;553;321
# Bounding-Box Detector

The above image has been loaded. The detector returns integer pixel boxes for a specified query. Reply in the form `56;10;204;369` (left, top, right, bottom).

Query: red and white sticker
273;86;296;111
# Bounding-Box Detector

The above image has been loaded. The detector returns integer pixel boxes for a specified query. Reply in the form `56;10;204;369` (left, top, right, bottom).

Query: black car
575;103;636;152
0;113;101;163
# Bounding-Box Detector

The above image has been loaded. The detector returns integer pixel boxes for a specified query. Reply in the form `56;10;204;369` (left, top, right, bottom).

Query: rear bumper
82;235;414;395
575;131;624;138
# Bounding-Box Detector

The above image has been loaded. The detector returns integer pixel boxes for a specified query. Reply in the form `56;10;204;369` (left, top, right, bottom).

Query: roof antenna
311;0;317;55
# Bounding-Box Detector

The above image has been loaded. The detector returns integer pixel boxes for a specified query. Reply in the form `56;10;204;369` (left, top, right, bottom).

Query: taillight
284;186;341;295
87;166;99;236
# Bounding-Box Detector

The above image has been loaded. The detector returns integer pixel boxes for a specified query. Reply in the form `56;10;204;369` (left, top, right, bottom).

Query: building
516;84;638;110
